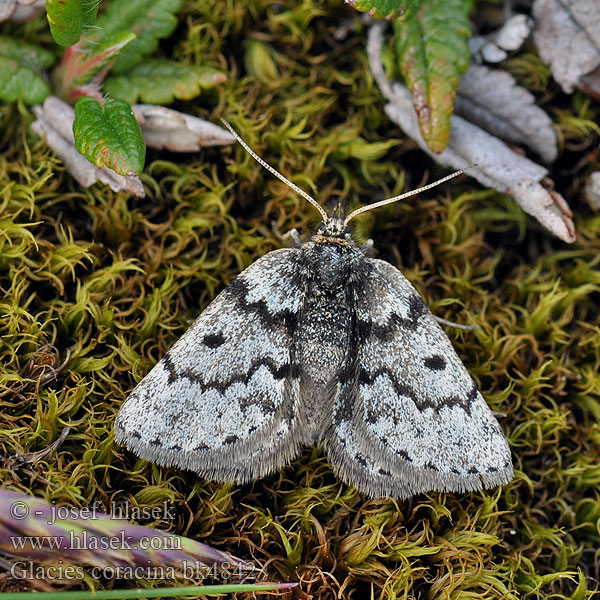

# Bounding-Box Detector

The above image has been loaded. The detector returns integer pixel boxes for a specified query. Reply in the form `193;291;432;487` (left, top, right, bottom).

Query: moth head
220;119;474;233
314;198;352;239
316;217;352;240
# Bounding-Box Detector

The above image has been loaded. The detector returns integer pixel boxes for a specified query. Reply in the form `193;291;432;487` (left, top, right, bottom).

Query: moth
115;121;513;499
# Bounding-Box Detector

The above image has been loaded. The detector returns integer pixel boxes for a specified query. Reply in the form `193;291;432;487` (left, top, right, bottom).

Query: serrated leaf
32;96;145;197
73;97;146;176
393;0;472;153
90;0;185;74
346;0;425;21
103;59;226;104
47;0;99;47
0;55;49;104
0;35;55;70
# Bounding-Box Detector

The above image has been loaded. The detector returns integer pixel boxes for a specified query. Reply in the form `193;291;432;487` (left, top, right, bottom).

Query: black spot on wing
202;332;226;348
424;355;446;371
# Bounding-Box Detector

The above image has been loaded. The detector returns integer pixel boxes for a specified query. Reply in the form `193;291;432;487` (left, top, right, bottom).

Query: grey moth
115;122;513;498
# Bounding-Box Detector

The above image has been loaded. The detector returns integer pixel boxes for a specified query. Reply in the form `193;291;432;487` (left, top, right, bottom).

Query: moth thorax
316;244;352;291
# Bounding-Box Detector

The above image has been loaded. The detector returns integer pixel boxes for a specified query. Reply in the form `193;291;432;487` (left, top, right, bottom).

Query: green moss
0;1;599;598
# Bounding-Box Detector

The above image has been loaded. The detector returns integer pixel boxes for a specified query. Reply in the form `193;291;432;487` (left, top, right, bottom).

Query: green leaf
0;36;54;104
346;0;425;20
0;35;56;70
73;97;146;176
0;57;50;105
72;32;137;86
72;351;116;373
103;59;226;104
333;137;399;161
244;40;280;84
47;0;99;47
90;0;185;74
393;0;472;153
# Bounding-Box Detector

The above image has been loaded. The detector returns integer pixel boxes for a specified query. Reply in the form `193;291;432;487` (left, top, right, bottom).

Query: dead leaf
0;0;44;22
131;104;236;152
533;0;600;93
578;65;600;102
584;171;600;209
455;64;558;163
368;22;575;243
470;14;533;63
31;96;145;197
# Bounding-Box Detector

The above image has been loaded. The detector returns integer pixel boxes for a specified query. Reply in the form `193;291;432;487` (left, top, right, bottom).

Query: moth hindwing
115;122;513;498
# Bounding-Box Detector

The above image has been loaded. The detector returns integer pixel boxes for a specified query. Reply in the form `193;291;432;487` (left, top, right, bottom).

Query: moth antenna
221;119;329;224
343;166;476;226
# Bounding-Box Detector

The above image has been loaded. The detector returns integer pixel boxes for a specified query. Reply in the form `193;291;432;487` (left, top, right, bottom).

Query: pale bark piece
584;171;600;209
533;0;600;93
455;64;558;164
132;104;236;152
367;23;575;243
31;96;145;197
